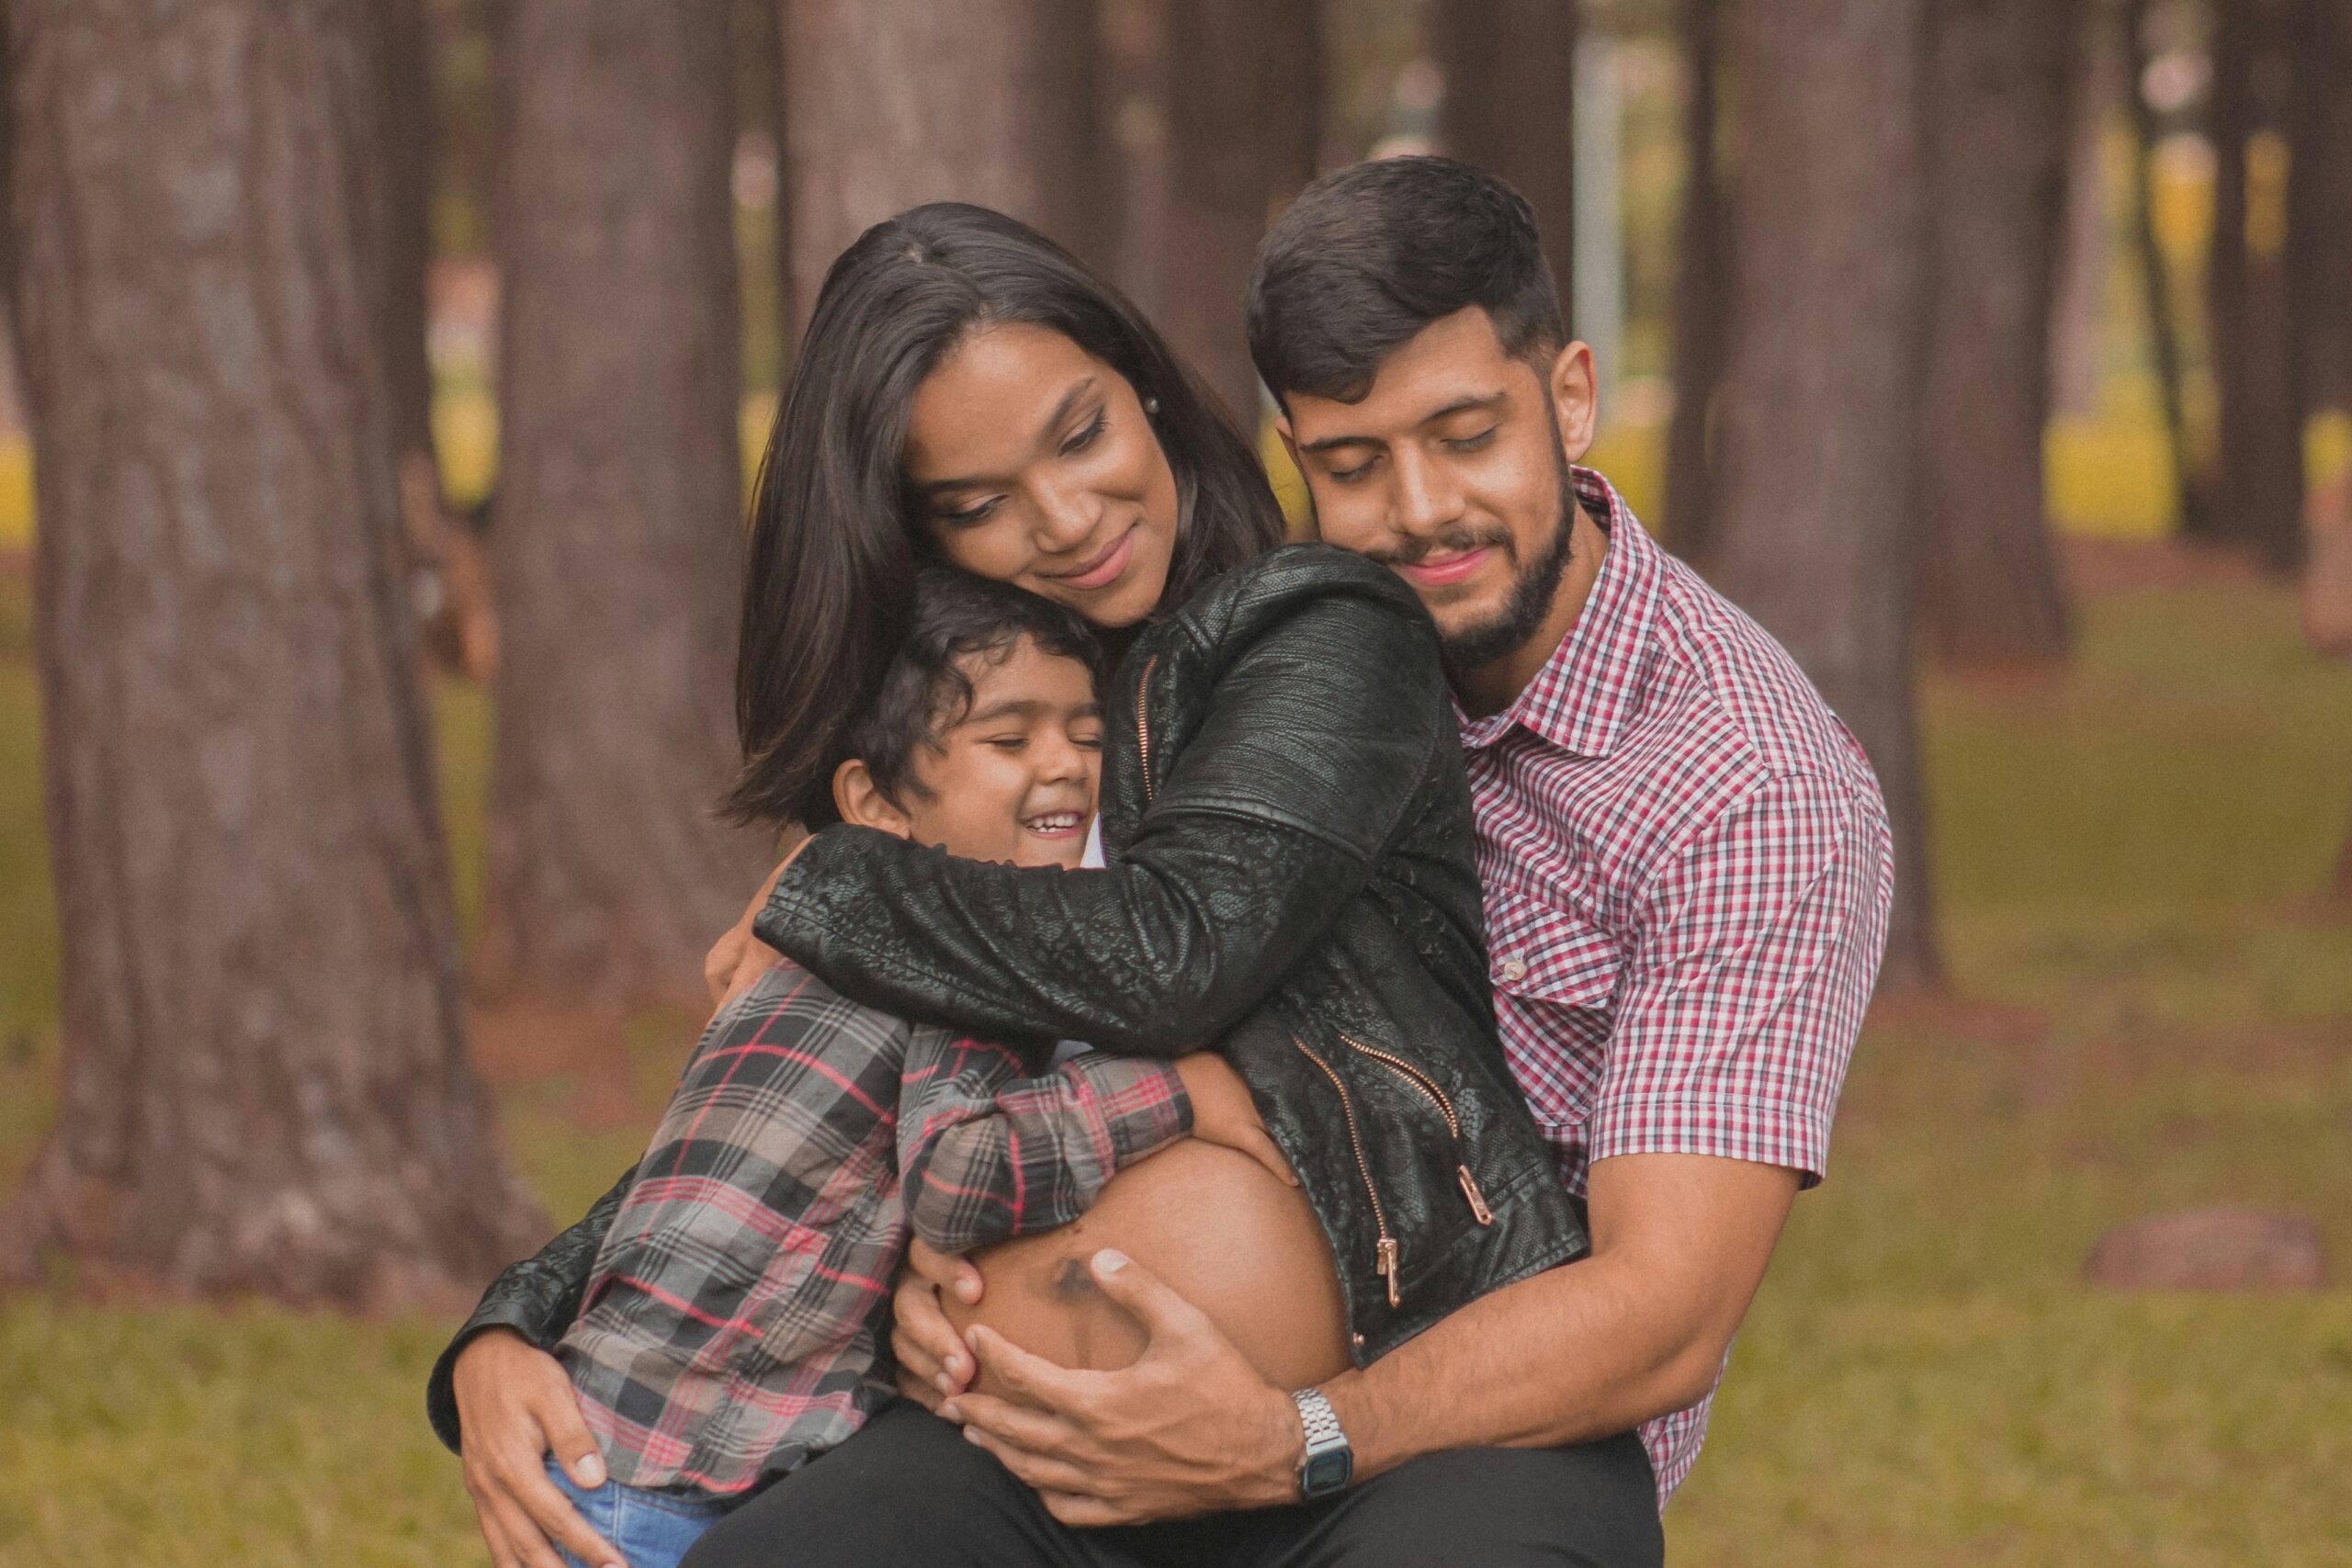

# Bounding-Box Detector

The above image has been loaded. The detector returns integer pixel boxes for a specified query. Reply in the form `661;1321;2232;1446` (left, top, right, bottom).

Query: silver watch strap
1292;1386;1345;1450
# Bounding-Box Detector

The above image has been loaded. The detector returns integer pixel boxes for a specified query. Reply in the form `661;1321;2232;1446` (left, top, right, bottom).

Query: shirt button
1499;957;1528;983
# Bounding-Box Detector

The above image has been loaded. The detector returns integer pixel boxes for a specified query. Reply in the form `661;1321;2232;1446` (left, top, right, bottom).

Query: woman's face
904;323;1181;628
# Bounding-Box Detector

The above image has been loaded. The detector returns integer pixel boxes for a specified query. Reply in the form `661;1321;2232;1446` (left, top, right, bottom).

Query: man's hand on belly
945;1248;1301;1526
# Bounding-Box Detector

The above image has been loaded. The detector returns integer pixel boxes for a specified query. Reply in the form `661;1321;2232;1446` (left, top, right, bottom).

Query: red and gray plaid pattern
556;962;1190;1494
1460;468;1894;1506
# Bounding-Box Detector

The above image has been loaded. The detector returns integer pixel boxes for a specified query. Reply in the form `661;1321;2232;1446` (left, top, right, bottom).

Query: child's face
865;637;1103;869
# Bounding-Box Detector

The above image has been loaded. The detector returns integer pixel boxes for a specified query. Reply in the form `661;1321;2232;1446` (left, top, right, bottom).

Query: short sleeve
1587;773;1894;1185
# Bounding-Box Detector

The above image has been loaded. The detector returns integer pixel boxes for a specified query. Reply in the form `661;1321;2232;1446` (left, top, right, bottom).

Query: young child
540;570;1269;1568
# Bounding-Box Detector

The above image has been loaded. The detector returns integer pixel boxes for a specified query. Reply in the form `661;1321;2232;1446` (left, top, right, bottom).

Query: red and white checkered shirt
1459;468;1894;1505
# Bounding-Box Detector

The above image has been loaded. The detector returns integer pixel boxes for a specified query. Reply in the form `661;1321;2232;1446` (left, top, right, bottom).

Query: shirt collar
1457;467;1659;759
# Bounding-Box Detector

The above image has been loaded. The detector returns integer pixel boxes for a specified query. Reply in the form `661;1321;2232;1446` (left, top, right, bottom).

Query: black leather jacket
426;545;1585;1450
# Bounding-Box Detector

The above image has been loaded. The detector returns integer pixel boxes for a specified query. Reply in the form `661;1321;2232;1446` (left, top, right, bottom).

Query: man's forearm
1318;1252;1712;1480
1320;1155;1799;1481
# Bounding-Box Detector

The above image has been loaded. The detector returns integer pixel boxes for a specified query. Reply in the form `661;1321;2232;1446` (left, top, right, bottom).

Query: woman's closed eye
939;494;1005;528
1058;409;1106;457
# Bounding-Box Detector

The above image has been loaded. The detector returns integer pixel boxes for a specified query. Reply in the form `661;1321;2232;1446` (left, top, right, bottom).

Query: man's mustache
1367;523;1516;570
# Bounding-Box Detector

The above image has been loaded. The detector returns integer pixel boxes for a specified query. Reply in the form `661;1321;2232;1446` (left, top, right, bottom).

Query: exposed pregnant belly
943;1138;1351;1393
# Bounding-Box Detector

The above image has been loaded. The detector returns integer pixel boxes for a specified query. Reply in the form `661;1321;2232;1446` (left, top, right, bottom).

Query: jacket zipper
1291;1035;1400;1307
1151;644;1489;1314
1135;654;1159;807
1337;1033;1496;1226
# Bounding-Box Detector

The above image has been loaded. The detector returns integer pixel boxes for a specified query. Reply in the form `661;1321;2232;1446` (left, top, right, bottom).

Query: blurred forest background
1;0;2348;1563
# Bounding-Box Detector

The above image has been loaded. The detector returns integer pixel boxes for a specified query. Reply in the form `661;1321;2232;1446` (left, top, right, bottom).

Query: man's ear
1274;413;1303;474
1546;340;1599;465
832;759;913;839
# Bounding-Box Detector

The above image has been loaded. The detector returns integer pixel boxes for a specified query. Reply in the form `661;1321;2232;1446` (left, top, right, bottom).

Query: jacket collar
1457;467;1658;761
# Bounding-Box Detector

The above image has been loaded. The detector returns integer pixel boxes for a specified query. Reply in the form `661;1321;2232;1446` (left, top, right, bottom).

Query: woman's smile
1049;525;1138;592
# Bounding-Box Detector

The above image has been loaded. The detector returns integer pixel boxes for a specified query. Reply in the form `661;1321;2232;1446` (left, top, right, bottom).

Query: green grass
4;548;2350;1564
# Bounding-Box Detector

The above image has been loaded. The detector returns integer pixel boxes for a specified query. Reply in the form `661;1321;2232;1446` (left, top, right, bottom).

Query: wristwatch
1290;1387;1353;1499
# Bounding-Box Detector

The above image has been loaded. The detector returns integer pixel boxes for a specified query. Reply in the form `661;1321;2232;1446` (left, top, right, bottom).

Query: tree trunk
765;0;797;358
2286;0;2352;419
0;0;541;1305
779;0;1111;337
2121;0;2206;537
1664;0;1728;561
1103;0;1173;321
1431;0;1576;314
2048;4;2117;420
1914;0;2079;668
365;0;439;493
1163;0;1324;427
482;0;766;1012
2201;0;2305;569
1712;0;1938;989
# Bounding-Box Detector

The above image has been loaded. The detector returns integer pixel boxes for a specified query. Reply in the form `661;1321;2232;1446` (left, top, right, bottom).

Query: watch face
1302;1448;1352;1496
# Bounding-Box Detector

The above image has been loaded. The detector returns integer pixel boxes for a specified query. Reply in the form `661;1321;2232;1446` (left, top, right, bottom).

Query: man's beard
1425;438;1579;681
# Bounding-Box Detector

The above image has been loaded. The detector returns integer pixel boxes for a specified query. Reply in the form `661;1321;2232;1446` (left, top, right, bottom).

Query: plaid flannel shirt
1462;468;1894;1505
556;961;1191;1494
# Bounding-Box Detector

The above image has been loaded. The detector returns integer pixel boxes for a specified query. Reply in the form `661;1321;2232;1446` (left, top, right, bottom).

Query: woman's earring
1144;395;1160;416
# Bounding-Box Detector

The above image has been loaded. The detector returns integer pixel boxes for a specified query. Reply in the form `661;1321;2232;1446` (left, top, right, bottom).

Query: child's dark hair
1245;155;1565;407
825;567;1102;824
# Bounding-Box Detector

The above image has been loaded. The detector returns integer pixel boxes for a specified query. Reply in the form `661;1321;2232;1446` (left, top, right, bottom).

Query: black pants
682;1402;1664;1568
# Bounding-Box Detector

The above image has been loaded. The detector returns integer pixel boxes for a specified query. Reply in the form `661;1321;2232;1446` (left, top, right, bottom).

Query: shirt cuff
1587;1091;1833;1189
424;1303;560;1455
1062;1052;1193;1168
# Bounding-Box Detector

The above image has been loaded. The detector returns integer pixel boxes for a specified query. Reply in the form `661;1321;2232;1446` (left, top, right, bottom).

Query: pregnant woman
433;202;1586;1568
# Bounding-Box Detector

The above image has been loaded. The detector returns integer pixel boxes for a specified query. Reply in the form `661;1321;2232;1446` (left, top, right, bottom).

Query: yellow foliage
1257;413;1314;537
0;442;30;552
432;389;499;511
1584;422;1664;528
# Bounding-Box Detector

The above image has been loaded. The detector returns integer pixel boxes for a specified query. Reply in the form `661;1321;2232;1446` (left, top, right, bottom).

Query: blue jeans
543;1457;740;1568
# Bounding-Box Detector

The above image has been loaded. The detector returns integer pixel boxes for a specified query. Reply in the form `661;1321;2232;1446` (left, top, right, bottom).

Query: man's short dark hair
832;568;1102;818
1246;155;1566;406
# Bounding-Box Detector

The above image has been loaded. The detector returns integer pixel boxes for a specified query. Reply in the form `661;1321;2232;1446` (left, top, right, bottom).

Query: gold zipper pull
1457;1165;1495;1226
1375;1236;1401;1307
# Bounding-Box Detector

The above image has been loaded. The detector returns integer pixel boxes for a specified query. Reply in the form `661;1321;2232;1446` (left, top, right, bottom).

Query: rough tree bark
1431;0;1576;312
779;0;1111;336
481;1;766;1013
1712;0;1939;989
0;0;541;1304
1914;0;2080;667
2121;0;2205;538
1164;0;1324;426
1664;0;1728;561
2201;0;2305;569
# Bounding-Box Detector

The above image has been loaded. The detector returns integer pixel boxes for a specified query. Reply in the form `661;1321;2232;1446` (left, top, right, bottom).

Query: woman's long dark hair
725;201;1283;829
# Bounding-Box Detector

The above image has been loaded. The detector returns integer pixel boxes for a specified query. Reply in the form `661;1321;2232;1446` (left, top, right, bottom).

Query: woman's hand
889;1237;986;1411
1173;1054;1297;1187
451;1328;625;1568
702;831;810;1005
